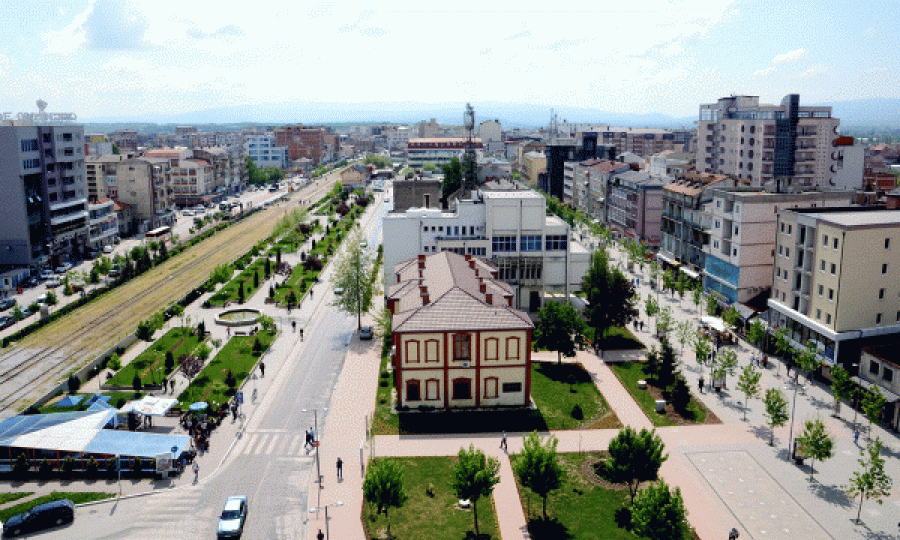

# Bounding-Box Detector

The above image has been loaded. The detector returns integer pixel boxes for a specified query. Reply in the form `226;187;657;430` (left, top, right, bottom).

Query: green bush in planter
39;458;53;475
86;456;99;475
61;456;76;474
13;454;30;476
132;456;143;473
106;457;117;475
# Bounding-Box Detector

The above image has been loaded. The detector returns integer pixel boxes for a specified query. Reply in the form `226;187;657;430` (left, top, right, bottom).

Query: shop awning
656;252;679;266
851;377;900;403
700;316;726;332
119;396;178;417
680;266;701;280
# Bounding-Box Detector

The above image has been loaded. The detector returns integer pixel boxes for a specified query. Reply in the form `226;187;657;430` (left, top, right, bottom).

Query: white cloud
799;64;827;78
773;48;808;65
753;66;776;77
83;0;147;50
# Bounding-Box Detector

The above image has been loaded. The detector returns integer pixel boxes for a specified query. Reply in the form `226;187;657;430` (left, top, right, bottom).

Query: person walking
192;462;199;480
500;431;508;451
317;529;324;540
260;362;265;378
699;376;705;394
336;457;343;480
729;527;740;540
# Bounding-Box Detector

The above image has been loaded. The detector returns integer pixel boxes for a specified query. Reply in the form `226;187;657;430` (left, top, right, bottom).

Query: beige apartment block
769;207;900;369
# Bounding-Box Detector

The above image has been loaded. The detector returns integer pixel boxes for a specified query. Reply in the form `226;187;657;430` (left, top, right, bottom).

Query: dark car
2;498;74;537
359;326;374;340
0;299;14;312
0;316;14;330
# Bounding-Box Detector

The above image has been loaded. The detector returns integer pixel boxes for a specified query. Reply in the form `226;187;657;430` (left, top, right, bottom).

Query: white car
102;245;114;254
217;496;247;538
183;209;194;216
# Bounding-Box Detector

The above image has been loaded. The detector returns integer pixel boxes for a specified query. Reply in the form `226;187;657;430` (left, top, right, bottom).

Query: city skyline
1;0;897;122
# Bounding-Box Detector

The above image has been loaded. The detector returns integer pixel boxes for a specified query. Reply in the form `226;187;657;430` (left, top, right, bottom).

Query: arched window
452;378;472;400
484;377;499;399
453;333;471;361
405;340;420;363
406;379;421;401
506;337;521;360
425;379;440;400
485;338;499;361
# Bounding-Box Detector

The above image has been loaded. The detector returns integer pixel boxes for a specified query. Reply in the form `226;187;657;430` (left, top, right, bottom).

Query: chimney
480;281;486;294
420;286;430;305
469;259;476;269
465;254;472;261
485;293;493;304
506;295;513;307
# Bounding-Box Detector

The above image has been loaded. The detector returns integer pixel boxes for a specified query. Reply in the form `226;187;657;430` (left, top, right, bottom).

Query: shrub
39;458;53;475
67;374;80;394
252;338;263;356
108;354;121;371
133;375;142;393
165;351;175;370
62;456;76;474
197;320;206;336
303;257;323;272
13;454;30;476
86;457;99;475
426;482;436;497
132;456;143;472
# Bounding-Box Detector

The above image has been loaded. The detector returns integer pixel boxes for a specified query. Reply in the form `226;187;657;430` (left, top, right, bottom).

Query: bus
145;226;172;242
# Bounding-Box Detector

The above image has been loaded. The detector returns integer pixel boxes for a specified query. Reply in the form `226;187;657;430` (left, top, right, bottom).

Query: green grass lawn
608;362;708;427
371;359;620;436
0;492;32;505
0;492;115;523
362;456;500;540
176;329;275;409
108;327;202;387
512;452;637;540
591;326;645;351
209;257;269;306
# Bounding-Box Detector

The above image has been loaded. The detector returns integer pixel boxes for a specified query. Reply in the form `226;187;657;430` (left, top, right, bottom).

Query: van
2;498;74;537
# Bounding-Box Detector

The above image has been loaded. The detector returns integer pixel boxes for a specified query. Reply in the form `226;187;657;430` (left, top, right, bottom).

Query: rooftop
794;208;900;228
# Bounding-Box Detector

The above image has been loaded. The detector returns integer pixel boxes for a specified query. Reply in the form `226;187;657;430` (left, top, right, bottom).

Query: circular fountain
215;308;261;327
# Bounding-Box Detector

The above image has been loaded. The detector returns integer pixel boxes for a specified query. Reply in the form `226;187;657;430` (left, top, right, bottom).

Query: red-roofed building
387;251;533;409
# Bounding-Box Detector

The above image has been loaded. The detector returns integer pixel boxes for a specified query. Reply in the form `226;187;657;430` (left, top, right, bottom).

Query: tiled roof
389;252;531;333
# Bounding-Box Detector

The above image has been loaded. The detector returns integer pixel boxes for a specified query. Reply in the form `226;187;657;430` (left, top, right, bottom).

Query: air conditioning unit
462;361;470;368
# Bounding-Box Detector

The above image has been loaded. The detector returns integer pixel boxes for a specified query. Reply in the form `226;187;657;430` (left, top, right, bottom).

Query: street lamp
302;407;328;485
308;501;343;540
785;382;801;460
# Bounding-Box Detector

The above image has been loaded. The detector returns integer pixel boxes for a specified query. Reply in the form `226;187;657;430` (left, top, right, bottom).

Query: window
884;367;894;383
883;263;888;274
830;263;836;275
502;382;523;393
816;309;821;319
20;139;38;152
818;284;823;296
886;238;891;250
406;380;421;401
876;313;883;324
520;235;542;252
822;234;828;246
452;379;472;400
870;361;880;376
22;158;40;169
776;268;781;278
545;235;568;250
426;379;440;401
425;339;440;363
820;260;825;271
828;288;834;300
833;238;839;249
492;236;516;252
485;338;499;361
484;377;499;399
826;313;832;324
879;288;886;300
785;248;790;258
404;340;419;363
506;337;520;360
453;333;471;361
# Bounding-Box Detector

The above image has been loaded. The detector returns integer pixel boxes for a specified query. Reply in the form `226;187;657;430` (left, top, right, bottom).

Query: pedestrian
260;362;265;377
640;320;644;331
336;457;343;480
310;427;316;443
227;327;230;337
500;431;508;451
729;527;740;540
305;428;312;449
699;376;705;394
317;529;324;540
854;430;860;444
193;462;199;479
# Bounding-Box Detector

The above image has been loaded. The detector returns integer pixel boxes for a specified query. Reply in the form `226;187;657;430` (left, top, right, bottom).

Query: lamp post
308;501;343;540
785;382;801;460
303;407;328;485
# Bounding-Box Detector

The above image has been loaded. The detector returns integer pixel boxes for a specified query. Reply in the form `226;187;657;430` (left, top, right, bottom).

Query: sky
0;0;897;122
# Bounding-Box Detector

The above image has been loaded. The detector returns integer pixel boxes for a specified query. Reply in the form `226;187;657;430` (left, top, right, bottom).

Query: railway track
0;176;338;416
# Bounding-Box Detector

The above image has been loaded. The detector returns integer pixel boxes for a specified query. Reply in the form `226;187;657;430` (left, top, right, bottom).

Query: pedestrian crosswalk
239;430;317;457
104;488;215;540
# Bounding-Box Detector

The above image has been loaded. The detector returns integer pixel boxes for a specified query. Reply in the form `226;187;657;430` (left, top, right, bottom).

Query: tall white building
697;94;841;188
383;186;590;311
244;134;288;169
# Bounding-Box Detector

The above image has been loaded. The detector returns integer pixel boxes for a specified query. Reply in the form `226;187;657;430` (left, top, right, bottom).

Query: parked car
183;209;194;216
39;269;54;280
103;245;114;254
0;316;14;331
217;496;247;538
45;277;62;288
0;299;15;311
2;498;74;537
55;263;72;274
359;326;374;340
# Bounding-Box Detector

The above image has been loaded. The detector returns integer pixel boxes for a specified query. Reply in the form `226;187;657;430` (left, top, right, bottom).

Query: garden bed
609;362;719;427
106;327;202;387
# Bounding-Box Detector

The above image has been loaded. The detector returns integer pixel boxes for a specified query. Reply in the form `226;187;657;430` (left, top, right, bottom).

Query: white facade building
383;187;590;311
244;134;288;169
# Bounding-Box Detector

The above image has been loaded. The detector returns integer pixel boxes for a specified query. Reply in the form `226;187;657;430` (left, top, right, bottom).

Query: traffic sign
236;392;243;404
312;441;320;448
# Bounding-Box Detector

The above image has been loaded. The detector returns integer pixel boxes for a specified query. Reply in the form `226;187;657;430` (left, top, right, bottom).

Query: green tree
656;338;678;389
451;445;501;536
630;480;689;540
257;314;275;332
830;365;854;417
661;269;676;296
712;348;738;386
669;374;692;413
644;294;659;319
440;157;462;204
692;332;711;368
581;250;637;351
845;437;893;524
722;305;740;333
534;300;587;364
796;418;835;480
598;427;668;503
655;306;673;338
736;364;762;421
332;230;375;330
513;431;566;519
747;318;766;349
774;327;792;362
705;295;718;317
795;341;820;384
862;386;887;437
691;288;703;315
675;320;693;360
362;459;408;537
644;347;661;381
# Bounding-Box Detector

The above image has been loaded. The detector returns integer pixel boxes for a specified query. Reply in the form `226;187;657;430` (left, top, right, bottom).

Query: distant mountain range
81;98;900;131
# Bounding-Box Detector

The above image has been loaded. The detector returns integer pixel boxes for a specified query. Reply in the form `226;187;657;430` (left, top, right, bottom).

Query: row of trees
245;156;285;186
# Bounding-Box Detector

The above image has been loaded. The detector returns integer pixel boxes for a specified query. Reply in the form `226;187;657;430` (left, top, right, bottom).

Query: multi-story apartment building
383;186;590;312
478;120;503;155
565;159;630;216
649;150;693;178
86;154;126;201
388;251;533;409
605;170;666;248
520;151;546;186
769;207;900;372
274;125;325;165
385;127;412;150
697;94;841;188
600;128;688;157
87;198;118;249
406;138;483;167
84;134;114;157
244;134;288;169
703;187;853;306
110;129;139;152
658;172;736;278
115;158;176;233
193;147;236;193
168;158;214;207
0;123;89;268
